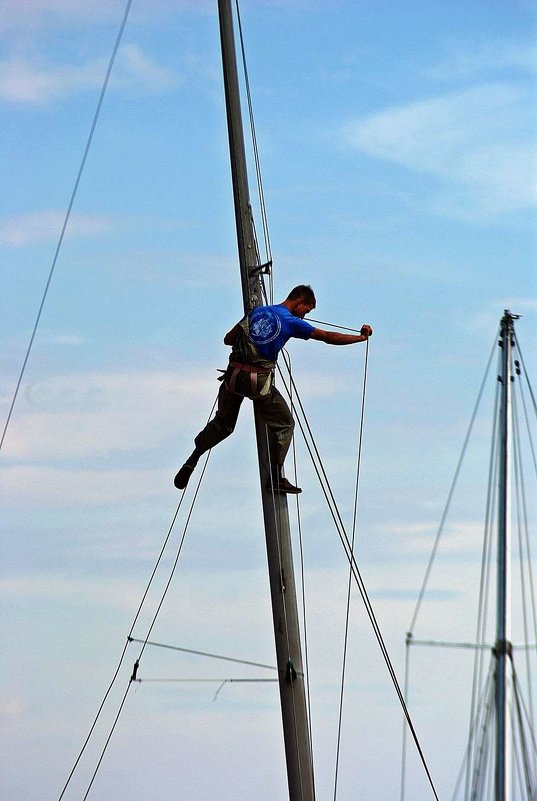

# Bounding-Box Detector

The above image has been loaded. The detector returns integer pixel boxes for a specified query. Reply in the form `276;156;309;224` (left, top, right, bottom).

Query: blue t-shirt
247;304;314;362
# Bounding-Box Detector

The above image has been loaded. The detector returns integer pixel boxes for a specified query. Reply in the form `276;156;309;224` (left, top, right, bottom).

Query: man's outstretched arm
310;324;372;345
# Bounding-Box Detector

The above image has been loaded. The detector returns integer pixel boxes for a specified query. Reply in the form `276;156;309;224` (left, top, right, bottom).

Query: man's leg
255;387;301;494
174;382;243;489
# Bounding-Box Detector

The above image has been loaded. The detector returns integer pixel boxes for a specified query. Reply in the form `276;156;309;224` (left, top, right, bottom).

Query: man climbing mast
174;285;372;493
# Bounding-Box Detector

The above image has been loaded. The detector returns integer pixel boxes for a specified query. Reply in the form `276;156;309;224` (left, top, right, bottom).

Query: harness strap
227;361;271;396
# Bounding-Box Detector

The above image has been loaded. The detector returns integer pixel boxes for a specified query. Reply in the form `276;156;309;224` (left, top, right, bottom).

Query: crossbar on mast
217;3;315;799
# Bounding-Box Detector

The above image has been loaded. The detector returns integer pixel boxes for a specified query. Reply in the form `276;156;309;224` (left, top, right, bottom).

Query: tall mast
495;310;514;801
217;3;315;799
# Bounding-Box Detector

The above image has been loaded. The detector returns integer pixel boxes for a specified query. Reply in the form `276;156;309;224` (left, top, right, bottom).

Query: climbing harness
226;360;272;397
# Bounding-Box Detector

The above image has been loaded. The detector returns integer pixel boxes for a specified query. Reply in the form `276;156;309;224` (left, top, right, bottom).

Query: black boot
174;450;201;490
265;465;302;494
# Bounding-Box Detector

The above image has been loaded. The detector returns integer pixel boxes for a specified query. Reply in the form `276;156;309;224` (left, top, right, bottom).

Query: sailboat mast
495;310;514;801
217;3;315;799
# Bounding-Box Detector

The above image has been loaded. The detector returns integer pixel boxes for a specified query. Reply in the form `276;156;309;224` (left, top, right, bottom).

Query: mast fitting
130;660;140;683
492;639;513;658
286;660;298;683
250;259;272;276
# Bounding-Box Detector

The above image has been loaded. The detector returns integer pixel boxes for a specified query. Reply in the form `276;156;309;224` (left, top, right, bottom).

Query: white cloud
429;41;537;81
0;55;104;104
44;334;85;346
345;82;537;217
2;370;213;461
0;1;212;34
0;210;116;246
1;364;351;464
118;43;181;92
0;0;120;32
1;465;171;505
0;45;181;105
401;521;485;557
0;695;28;720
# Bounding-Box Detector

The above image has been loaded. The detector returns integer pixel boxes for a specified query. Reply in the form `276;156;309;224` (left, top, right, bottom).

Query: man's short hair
286;285;316;305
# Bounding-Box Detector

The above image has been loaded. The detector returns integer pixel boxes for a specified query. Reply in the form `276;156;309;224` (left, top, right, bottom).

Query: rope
333;338;369;801
0;0;134;455
277;352;441;801
306;318;363;334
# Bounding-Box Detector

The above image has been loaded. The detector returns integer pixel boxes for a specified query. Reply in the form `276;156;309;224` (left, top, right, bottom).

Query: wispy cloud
344;82;537;218
0;44;181;105
0;0;119;33
0;1;213;34
0;210;116;246
2;370;212;461
118;43;181;92
429;41;537;82
44;334;85;346
0;695;28;721
0;55;98;104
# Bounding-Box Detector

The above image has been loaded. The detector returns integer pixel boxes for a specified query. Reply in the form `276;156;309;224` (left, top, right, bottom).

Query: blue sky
1;1;536;800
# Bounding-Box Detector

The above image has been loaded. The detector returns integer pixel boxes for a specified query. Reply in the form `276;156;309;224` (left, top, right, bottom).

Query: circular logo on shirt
249;309;281;344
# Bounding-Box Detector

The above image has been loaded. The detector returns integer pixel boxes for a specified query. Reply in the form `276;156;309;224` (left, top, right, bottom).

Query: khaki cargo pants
193;365;294;467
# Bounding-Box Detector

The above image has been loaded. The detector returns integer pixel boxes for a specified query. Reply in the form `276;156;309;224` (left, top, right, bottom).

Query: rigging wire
400;636;412;801
515;334;537;421
133;677;277;683
511;664;537;798
333;338;369;801
401;319;537;801
447;662;495;801
81;681;133;801
126;638;277;671
56;384;217;800
468;674;495;801
235;0;272;268
56;492;188;801
518;360;537;479
74;451;213;800
464;375;499;801
513;384;537;734
263;420;310;801
407;333;498;635
515;357;537;641
0;0;133;455
285;350;317;784
277;353;441;801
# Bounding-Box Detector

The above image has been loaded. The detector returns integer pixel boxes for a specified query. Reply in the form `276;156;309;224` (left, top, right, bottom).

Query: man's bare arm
310;324;372;345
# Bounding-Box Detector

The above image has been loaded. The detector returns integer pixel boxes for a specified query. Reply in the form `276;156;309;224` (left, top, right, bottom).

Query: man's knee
195;415;235;449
